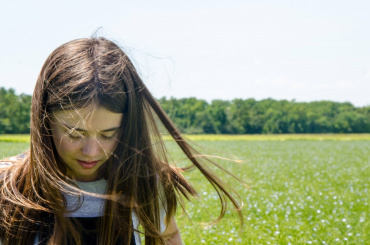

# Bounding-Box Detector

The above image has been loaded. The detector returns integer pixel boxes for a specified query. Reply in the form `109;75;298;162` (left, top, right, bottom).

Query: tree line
0;88;31;134
158;97;370;134
0;87;369;134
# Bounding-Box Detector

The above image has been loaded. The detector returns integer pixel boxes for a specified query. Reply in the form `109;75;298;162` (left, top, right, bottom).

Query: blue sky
0;0;369;106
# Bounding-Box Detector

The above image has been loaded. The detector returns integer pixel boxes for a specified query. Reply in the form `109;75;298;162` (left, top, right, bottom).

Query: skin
50;106;123;182
163;217;183;245
50;105;182;243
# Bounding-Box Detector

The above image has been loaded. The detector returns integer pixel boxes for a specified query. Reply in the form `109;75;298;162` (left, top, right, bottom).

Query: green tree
0;87;31;134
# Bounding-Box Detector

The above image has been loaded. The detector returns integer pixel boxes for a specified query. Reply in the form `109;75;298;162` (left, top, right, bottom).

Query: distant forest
0;87;369;134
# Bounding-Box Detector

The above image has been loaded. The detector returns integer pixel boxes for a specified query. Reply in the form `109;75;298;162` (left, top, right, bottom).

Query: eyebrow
62;124;120;133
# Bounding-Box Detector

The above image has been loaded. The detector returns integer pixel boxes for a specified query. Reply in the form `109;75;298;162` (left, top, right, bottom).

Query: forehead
52;106;123;131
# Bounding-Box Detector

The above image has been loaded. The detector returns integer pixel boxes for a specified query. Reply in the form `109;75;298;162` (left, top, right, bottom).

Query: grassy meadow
1;134;369;244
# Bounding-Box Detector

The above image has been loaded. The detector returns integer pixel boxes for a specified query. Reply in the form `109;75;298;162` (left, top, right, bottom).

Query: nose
81;138;101;158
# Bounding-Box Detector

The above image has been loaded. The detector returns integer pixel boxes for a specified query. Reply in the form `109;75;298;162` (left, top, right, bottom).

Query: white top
0;160;167;245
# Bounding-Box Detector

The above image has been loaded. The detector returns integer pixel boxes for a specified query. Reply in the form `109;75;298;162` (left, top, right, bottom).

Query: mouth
77;160;99;169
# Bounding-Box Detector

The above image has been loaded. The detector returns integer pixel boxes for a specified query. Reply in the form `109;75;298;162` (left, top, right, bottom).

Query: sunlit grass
165;140;370;244
2;134;370;143
0;134;30;142
165;134;370;141
0;141;30;159
1;136;369;244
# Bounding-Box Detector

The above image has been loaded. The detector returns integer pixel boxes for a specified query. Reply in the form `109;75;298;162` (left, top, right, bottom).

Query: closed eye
101;135;114;140
100;131;117;141
66;130;85;140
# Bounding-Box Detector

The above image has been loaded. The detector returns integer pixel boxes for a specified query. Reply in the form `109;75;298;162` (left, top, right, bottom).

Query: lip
77;160;99;169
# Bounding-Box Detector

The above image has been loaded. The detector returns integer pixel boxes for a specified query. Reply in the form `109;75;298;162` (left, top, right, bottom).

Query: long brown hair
0;37;243;245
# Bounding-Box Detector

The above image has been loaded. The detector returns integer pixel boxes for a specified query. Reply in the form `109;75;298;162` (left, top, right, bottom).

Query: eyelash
66;132;114;141
101;135;114;140
67;132;84;141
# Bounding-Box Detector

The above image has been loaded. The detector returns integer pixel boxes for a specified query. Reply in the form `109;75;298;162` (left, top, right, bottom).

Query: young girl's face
50;106;123;182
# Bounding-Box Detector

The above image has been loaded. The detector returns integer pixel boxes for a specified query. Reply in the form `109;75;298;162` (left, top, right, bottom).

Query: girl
0;37;242;245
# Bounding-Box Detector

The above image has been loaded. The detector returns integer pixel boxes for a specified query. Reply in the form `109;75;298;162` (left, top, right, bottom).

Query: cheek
59;140;79;154
103;141;119;155
53;135;80;156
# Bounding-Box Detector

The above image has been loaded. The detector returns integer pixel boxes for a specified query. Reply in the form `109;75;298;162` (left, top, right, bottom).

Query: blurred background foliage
0;87;369;134
158;97;370;134
0;87;31;134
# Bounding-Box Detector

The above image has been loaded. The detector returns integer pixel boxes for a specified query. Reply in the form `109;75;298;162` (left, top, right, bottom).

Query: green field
1;135;369;244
